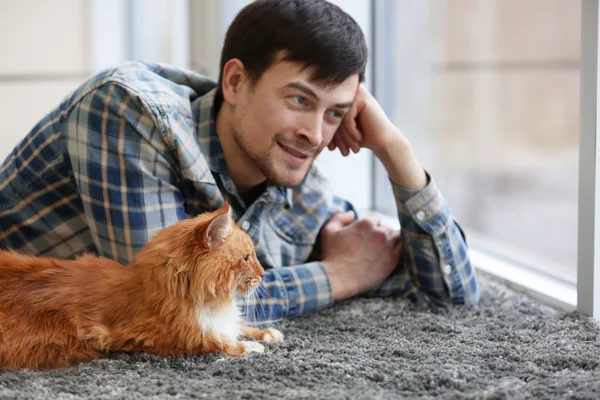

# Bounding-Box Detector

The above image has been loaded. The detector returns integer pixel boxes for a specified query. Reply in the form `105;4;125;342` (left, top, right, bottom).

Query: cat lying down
0;203;283;370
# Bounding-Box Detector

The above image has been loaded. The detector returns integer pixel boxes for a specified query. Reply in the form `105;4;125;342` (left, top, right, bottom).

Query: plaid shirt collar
195;87;294;209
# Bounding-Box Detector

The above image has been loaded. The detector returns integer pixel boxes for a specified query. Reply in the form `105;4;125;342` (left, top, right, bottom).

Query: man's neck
214;98;265;194
239;180;267;207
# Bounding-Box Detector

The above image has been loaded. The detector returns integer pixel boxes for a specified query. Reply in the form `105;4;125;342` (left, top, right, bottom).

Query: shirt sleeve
371;173;480;306
65;81;191;265
238;262;334;324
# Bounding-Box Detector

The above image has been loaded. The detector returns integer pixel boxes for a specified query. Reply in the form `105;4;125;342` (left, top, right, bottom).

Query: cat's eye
243;254;249;262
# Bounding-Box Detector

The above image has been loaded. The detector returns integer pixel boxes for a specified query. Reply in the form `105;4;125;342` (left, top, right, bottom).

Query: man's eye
243;254;249;262
291;95;307;106
327;110;344;119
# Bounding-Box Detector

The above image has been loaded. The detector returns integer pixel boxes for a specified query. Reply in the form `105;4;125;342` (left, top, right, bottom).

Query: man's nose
297;114;323;147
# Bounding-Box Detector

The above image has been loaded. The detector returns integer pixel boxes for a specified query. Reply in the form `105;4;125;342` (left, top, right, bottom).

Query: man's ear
221;58;247;106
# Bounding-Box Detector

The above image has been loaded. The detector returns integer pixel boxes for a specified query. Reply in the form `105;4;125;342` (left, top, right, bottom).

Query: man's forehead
267;61;359;99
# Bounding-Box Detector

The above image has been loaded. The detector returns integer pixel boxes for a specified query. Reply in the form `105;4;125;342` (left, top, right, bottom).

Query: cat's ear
216;201;232;216
205;213;233;249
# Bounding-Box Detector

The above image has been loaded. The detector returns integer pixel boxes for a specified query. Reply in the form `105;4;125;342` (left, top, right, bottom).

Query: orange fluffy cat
0;203;283;370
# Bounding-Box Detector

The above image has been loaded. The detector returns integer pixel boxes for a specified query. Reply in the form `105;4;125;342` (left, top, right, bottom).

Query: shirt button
416;211;425;221
241;221;250;231
442;264;452;275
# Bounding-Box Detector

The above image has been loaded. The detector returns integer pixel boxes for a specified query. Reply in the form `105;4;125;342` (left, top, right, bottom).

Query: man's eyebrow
286;82;354;109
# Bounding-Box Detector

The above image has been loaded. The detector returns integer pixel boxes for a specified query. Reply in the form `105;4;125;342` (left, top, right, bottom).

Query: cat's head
137;202;264;303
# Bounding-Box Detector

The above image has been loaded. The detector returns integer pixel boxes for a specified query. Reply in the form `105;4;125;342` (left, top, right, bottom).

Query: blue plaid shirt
0;61;479;324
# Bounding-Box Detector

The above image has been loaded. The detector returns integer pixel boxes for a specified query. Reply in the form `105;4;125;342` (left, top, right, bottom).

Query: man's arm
65;82;188;265
375;174;480;306
326;85;480;306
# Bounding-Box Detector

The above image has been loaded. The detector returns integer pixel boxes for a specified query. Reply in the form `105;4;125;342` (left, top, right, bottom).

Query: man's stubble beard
233;130;315;189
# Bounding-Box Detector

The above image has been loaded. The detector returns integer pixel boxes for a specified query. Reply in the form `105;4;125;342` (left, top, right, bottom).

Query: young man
0;0;478;321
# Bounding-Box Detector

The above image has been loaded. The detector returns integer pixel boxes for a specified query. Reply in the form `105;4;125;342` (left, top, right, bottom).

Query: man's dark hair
218;0;368;89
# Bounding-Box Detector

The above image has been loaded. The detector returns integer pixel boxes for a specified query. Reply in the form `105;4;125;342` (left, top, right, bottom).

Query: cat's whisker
255;288;266;327
244;213;287;325
252;289;263;327
243;289;257;327
242;215;282;328
247;290;258;327
241;291;253;324
242;286;260;326
254;288;269;327
255;284;277;327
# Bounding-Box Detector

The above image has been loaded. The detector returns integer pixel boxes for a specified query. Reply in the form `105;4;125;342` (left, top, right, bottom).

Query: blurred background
373;0;580;284
0;0;580;284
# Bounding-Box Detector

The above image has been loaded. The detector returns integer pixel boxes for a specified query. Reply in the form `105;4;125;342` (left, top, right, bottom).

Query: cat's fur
0;203;283;370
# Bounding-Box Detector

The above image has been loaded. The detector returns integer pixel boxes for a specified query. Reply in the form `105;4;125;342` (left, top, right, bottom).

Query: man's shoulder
64;61;218;118
56;62;217;184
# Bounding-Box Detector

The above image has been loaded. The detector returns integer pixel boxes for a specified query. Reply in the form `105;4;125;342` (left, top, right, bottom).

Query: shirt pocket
265;207;324;266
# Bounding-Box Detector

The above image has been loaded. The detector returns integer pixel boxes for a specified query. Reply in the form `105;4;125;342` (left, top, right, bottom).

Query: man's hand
328;85;428;190
320;211;402;301
328;85;396;157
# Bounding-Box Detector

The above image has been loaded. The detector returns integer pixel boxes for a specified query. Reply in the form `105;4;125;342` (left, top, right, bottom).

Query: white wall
0;0;193;163
0;0;89;162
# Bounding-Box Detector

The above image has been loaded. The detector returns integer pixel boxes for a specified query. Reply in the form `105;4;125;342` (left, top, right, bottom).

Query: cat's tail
0;339;103;370
0;309;104;370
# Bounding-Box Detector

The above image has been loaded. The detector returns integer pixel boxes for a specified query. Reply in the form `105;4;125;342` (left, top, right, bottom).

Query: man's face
230;61;359;188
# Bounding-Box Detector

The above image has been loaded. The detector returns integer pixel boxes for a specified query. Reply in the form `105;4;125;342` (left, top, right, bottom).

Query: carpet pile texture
1;272;599;399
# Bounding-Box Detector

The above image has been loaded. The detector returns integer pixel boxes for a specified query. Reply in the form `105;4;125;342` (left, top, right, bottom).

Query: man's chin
268;168;310;188
270;176;304;189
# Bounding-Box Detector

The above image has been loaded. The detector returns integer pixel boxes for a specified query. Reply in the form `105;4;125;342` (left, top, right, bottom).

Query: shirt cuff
272;261;334;318
392;173;452;236
390;171;432;203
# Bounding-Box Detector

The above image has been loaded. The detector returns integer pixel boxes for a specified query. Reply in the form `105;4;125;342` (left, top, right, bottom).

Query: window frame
577;0;600;318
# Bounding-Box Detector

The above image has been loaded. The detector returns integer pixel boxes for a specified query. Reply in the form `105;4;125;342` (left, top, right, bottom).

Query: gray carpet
1;272;600;400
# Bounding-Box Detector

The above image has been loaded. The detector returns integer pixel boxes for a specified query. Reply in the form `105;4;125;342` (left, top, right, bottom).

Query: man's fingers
339;120;362;153
340;131;361;154
331;120;362;155
362;215;382;227
330;130;349;156
343;104;362;143
336;210;356;226
393;240;402;259
323;210;356;233
336;131;350;156
344;135;360;153
342;120;361;143
392;232;402;248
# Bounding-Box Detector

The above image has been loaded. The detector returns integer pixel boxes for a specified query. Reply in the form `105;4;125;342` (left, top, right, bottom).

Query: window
373;0;581;285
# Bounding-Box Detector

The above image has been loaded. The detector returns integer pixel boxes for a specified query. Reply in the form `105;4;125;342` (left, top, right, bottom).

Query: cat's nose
259;271;264;278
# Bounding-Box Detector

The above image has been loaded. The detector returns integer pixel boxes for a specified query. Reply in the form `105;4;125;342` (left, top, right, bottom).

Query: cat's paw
241;341;265;354
262;328;284;344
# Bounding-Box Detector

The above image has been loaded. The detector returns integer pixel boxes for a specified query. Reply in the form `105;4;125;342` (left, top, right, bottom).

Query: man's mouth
278;142;312;159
